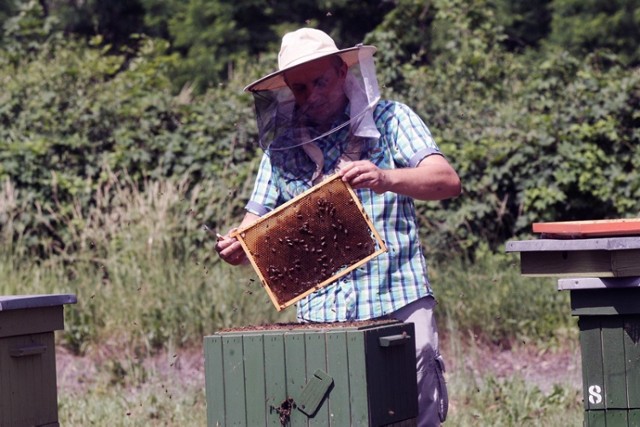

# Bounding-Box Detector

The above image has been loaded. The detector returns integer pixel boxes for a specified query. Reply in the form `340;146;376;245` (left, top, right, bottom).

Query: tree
0;0;18;38
548;0;640;65
494;0;553;52
166;0;393;92
365;0;436;89
36;0;146;49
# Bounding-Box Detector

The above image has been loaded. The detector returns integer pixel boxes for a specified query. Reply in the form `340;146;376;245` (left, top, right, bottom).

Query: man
215;27;461;427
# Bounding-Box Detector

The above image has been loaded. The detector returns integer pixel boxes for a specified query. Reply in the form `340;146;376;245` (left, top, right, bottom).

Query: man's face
284;56;348;127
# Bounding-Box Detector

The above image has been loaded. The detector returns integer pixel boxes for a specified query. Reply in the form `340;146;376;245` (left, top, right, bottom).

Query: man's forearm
384;155;461;201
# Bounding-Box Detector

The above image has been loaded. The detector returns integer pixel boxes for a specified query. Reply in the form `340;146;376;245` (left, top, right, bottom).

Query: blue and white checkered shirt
246;100;442;322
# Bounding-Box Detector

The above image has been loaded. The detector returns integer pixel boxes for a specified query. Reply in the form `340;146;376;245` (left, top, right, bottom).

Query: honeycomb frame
232;174;387;311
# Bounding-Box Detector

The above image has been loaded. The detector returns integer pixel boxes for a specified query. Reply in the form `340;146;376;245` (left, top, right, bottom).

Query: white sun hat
245;27;377;92
246;27;382;169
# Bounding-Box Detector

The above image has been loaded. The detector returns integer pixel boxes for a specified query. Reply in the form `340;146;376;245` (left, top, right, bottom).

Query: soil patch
446;339;582;393
217;318;398;333
56;335;582;397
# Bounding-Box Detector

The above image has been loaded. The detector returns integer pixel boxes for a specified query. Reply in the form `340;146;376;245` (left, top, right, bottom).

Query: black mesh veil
250;49;381;152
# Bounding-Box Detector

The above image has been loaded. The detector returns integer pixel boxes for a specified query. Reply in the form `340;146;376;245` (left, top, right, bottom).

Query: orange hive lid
532;218;640;238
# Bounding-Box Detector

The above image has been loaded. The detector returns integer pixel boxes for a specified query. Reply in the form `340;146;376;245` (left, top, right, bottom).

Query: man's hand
338;155;461;201
338;160;389;193
215;231;248;265
214;212;260;266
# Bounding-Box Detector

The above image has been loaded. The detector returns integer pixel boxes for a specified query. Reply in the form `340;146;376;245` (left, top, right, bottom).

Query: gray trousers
389;296;448;427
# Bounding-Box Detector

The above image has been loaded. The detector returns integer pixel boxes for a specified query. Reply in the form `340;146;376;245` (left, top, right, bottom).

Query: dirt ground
447;340;582;393
55;336;582;397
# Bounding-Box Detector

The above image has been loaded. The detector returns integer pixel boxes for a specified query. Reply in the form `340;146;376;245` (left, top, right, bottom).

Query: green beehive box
559;278;640;426
508;233;640;427
204;319;417;427
0;294;76;427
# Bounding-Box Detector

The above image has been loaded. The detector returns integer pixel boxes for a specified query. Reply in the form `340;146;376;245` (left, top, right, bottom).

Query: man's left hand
338;160;389;193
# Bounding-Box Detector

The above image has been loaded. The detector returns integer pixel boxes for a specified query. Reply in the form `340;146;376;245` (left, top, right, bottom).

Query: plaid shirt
246;100;443;322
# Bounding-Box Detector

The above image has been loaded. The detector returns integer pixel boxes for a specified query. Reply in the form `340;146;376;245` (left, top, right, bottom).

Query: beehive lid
533;218;640;238
0;294;77;311
232;174;387;311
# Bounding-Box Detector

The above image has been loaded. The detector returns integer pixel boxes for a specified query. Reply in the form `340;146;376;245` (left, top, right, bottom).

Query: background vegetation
1;0;638;425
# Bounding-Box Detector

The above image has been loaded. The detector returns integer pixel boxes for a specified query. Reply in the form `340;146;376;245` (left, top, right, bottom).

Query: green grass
446;375;582;426
432;247;577;349
1;175;583;425
442;320;583;426
0;173;293;355
59;380;207;426
56;358;582;427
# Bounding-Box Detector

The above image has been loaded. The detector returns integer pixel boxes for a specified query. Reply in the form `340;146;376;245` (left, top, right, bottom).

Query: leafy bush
0;173;293;355
3;0;640;262
0;10;262;256
390;2;640;258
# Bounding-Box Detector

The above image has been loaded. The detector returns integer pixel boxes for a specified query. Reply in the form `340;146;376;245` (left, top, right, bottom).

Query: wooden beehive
0;294;76;427
232;174;387;311
204;319;418;426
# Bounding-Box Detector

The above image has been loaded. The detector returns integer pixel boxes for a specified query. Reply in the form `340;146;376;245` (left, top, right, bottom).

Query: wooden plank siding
264;333;287;427
508;229;640;426
204;321;418;426
0;296;74;427
519;249;640;277
0;332;58;426
203;336;225;427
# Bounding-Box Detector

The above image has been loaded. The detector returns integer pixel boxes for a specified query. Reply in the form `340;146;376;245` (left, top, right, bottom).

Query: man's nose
306;87;324;106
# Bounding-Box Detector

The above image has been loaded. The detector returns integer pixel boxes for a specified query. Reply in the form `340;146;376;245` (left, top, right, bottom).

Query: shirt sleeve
379;101;443;168
246;153;279;217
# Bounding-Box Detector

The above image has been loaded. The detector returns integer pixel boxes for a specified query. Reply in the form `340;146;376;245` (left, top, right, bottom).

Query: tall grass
446;375;582;426
0;173;576;353
0;173;293;357
431;246;577;349
0;174;583;425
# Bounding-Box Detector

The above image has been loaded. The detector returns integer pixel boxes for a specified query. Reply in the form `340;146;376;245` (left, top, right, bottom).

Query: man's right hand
214;212;261;265
215;231;248;265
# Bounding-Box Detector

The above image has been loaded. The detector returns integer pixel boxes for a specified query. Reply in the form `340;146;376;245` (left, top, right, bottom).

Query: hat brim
244;45;376;92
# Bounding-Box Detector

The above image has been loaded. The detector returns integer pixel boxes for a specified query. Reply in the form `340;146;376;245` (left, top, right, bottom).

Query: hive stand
507;219;640;427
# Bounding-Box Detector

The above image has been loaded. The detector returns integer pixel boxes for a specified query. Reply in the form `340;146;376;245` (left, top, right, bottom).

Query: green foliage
2;0;640;262
549;0;640;65
165;0;393;92
0;174;293;355
167;0;262;91
1;0;59;60
384;1;640;257
0;0;17;36
364;0;436;90
50;0;146;49
447;374;581;426
433;248;575;347
494;0;553;51
0;13;261;254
